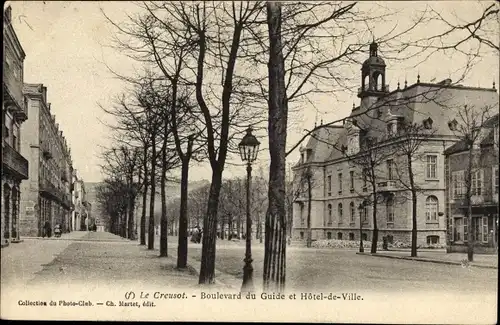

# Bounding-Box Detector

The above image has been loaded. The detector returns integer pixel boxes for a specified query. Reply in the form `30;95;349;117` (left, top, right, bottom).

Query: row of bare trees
95;1;498;291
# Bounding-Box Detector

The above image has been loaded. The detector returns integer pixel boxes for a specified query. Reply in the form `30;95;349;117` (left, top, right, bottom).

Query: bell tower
358;41;388;108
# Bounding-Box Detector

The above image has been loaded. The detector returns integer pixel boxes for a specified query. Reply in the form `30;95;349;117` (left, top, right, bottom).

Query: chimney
42;86;47;104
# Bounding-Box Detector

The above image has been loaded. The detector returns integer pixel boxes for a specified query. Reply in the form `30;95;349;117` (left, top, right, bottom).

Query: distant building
292;42;499;246
2;6;29;247
445;114;499;253
71;172;91;231
19;84;74;237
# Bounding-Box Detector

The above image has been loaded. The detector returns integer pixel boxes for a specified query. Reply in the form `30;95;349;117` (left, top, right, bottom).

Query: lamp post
358;203;364;253
238;126;260;292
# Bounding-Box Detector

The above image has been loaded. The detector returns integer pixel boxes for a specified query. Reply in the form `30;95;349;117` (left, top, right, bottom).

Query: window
327;232;332;239
425;196;438;221
12;135;18;151
426;235;440;245
338;173;343;194
482;217;488;243
454;218;462;241
338;203;343;223
350;202;355;223
327;204;332;224
387;159;394;180
300;153;304;163
337;232;343;240
386;198;394;223
387;122;394;136
327;175;332;196
426;155;437;179
349;171;355;192
452;171;465;198
300;232;304;240
463;218;468;241
362;168;368;191
349;233;355;241
471;170;483;196
494;167;499;194
362;233;368;241
363;205;369;222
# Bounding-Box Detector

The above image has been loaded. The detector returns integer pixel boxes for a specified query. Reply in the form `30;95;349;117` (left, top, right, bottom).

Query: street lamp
238;126;260;292
358;203;364;253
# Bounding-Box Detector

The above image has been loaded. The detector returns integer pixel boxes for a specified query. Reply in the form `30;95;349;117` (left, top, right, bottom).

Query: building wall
2;6;28;246
19;84;74;237
292;139;452;245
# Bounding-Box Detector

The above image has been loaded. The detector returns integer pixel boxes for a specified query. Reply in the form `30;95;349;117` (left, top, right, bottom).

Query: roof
302;82;498;163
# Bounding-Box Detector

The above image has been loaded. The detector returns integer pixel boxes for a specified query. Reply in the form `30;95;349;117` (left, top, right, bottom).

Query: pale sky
8;1;498;183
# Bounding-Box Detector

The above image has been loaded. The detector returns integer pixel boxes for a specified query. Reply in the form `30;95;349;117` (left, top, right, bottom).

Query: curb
356;252;498;269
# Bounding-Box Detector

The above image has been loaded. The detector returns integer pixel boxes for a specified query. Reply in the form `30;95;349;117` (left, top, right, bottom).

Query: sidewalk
358;250;498;269
1;231;88;288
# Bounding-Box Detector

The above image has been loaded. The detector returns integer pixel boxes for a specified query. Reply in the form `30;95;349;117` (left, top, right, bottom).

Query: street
163;236;497;294
1;231;497;323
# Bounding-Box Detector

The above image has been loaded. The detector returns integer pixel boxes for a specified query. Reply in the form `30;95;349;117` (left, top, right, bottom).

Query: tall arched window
425;196;438;221
386;197;394;223
327;204;332;224
338;203;343;222
350;202;355;223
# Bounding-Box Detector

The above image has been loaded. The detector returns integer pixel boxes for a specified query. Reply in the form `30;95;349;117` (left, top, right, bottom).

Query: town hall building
292;41;499;247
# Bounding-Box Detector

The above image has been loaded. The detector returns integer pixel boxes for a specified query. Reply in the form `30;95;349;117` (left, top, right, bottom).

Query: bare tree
447;102;498;261
392;120;437;257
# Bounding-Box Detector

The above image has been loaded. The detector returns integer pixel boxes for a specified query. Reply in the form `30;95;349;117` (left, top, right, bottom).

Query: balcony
377;180;397;193
2;142;29;180
452;194;498;207
40;178;64;202
357;84;390;96
3;68;27;121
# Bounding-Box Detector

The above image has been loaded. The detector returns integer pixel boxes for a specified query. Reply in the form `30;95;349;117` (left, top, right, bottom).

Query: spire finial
352;102;355;110
493;81;496;90
417;72;420;83
397;81;400;90
320;118;323;126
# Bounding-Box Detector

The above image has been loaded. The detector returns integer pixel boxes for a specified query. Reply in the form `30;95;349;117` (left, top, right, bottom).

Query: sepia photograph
1;1;498;323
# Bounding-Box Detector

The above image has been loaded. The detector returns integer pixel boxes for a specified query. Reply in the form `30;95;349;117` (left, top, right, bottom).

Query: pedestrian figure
43;220;51;238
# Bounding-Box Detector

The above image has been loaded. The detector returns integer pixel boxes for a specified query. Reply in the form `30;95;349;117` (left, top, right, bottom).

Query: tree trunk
140;181;148;245
128;199;135;240
177;158;190;268
371;189;378;254
221;216;225;240
148;139;156;250
465;145;474;262
199;167;223;284
408;154;418;257
160;139;168;257
306;173;312;248
263;1;287;293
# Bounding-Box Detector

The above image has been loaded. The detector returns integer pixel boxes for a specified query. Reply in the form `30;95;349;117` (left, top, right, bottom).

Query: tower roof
363;41;385;67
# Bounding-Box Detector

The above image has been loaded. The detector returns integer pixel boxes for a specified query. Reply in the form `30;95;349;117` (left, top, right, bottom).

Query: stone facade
71;173;91;231
2;6;29;247
445;114;499;253
292;42;499;247
19;84;74;237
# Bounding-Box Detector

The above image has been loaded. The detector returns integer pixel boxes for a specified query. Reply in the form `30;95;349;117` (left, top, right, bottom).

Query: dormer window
423;117;433;130
300;153;304;163
387;122;396;136
448;119;458;131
